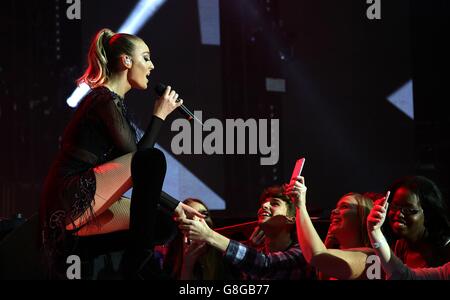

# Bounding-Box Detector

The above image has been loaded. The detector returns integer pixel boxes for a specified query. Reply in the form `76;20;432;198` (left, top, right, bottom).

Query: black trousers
130;147;177;249
122;148;177;277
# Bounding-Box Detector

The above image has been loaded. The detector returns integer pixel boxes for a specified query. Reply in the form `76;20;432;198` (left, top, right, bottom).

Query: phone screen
289;158;305;186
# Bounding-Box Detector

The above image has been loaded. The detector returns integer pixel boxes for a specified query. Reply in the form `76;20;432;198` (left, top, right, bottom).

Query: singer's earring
125;57;132;66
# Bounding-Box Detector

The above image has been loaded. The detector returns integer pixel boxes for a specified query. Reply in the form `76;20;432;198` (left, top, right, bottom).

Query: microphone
154;83;203;126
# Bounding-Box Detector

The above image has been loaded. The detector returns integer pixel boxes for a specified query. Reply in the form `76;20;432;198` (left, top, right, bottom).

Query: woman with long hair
289;176;378;280
39;28;202;279
164;198;230;280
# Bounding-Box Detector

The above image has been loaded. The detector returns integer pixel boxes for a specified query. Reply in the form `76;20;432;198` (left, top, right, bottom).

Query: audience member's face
329;195;360;246
388;187;425;241
257;197;289;225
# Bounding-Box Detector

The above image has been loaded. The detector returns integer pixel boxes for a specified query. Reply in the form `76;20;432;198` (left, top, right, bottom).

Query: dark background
1;0;449;225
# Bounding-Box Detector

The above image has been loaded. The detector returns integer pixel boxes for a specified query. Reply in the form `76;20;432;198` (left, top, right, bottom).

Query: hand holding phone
367;190;391;232
288;158;305;188
380;191;390;208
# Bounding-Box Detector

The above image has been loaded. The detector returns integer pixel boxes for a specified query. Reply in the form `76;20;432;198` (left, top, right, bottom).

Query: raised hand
153;85;183;120
367;192;390;232
174;202;206;220
178;217;212;243
285;176;307;207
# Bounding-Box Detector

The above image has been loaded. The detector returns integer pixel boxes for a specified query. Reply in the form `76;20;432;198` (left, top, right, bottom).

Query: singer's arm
137;116;164;149
154;83;201;123
91;84;182;153
137;85;184;149
153;85;183;120
94;95;164;151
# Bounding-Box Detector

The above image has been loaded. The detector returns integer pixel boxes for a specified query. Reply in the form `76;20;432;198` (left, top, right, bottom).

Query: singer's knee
131;148;167;179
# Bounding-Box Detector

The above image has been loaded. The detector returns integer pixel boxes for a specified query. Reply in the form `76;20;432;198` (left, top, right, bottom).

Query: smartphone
381;190;390;207
289;158;305;186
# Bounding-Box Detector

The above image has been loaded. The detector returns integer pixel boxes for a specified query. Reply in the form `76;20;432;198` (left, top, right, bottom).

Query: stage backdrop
80;0;416;218
6;0;446;223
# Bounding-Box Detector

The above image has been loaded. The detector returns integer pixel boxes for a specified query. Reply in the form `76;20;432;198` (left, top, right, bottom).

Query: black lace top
60;86;163;171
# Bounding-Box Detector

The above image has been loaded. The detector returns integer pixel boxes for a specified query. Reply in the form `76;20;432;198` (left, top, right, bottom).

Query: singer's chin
136;82;148;90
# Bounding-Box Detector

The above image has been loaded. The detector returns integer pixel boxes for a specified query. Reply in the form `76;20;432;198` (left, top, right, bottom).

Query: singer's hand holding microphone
153;85;183;120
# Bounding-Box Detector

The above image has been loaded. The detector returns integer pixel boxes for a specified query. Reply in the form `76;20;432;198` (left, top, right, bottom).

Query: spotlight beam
118;0;166;34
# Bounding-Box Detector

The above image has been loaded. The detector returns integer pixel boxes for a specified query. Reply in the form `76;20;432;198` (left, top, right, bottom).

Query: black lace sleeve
137;115;164;150
93;93;164;153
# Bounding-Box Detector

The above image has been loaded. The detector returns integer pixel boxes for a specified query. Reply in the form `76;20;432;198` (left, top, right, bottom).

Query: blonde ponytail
77;28;142;88
77;28;115;88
